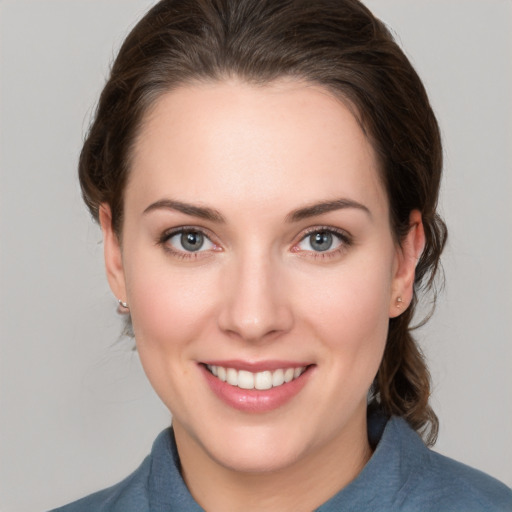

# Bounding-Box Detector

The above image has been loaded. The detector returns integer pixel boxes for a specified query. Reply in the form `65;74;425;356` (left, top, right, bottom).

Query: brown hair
79;0;447;445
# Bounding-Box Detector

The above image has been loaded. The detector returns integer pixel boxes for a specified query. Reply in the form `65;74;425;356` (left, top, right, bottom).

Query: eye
163;229;216;253
295;228;349;254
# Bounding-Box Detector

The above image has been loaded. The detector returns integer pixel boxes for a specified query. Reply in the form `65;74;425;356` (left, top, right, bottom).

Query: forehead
127;79;388;219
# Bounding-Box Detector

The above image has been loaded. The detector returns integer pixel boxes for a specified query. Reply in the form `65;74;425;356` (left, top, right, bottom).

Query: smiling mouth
205;364;307;390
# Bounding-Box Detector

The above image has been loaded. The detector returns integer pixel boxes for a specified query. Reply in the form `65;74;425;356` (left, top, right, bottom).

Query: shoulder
48;454;152;512
389;418;512;511
49;427;203;512
411;449;512;511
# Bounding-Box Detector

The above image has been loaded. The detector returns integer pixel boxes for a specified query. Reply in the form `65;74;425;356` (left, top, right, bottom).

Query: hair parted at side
79;0;447;445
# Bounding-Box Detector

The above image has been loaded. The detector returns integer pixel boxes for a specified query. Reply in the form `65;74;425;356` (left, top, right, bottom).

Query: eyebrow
143;197;370;224
143;199;226;223
285;198;371;222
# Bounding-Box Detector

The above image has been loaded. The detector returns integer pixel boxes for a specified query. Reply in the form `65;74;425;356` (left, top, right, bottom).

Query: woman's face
102;80;419;475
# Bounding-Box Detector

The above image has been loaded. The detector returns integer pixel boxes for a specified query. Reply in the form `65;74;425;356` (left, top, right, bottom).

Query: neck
173;410;372;512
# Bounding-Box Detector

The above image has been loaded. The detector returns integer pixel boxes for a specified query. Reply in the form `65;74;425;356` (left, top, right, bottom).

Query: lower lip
200;365;313;413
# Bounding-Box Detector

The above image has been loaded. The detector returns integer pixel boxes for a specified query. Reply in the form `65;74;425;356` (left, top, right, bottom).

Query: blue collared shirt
51;412;512;511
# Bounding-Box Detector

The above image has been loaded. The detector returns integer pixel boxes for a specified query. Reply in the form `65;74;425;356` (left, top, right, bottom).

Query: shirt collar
146;410;425;511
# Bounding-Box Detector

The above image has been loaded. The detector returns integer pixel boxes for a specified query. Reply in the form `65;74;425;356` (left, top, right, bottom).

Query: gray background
0;1;510;510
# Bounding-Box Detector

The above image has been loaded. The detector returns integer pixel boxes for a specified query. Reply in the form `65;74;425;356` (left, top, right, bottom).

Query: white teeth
226;368;238;386
238;370;254;389
206;364;306;390
255;371;273;390
284;368;295;383
271;369;285;387
217;366;227;382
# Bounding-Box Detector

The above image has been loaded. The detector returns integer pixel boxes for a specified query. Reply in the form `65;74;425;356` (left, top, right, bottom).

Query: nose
217;252;294;343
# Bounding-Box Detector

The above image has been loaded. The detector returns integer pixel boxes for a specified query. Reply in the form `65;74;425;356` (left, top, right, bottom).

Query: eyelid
158;226;221;257
292;225;353;257
298;225;352;244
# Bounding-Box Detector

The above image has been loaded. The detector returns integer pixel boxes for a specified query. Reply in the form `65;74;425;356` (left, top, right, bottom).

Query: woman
52;0;512;510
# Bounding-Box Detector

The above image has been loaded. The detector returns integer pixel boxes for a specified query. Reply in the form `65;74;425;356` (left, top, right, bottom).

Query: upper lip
201;360;313;372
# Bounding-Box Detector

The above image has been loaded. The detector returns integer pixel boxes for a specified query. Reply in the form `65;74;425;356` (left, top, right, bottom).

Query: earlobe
99;204;127;304
389;210;425;317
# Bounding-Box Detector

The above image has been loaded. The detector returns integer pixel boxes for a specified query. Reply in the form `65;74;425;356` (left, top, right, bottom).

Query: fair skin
100;79;424;512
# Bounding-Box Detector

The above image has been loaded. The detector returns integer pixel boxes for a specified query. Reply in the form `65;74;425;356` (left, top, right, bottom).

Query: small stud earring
118;299;129;309
396;297;403;308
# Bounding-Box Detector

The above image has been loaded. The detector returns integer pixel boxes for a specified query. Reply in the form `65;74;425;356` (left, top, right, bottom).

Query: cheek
295;255;393;366
123;255;221;410
124;253;218;356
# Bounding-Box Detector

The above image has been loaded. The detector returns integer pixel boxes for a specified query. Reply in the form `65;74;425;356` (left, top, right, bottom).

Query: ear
389;210;425;318
99;204;127;305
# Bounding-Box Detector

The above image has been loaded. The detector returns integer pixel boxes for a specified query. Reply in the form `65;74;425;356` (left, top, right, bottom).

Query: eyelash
157;226;219;260
157;226;353;260
293;226;353;260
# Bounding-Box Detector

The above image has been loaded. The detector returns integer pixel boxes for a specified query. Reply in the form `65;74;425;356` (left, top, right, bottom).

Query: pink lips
200;360;313;413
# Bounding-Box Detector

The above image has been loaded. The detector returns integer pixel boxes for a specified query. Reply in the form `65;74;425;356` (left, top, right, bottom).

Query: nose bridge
218;244;293;342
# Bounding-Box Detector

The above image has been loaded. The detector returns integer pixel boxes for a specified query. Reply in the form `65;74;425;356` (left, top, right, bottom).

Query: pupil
181;231;203;252
311;232;332;252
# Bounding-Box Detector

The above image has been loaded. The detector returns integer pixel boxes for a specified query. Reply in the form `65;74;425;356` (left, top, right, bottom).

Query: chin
188;416;326;475
207;436;306;474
